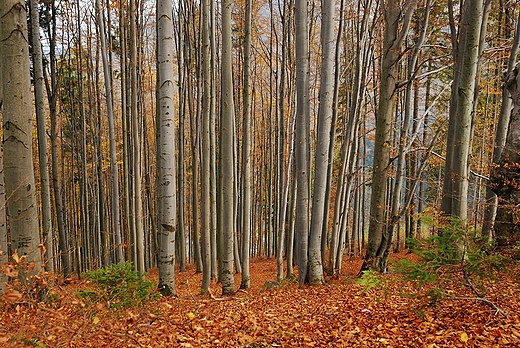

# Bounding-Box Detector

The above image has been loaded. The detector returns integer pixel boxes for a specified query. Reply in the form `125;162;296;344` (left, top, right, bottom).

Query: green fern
356;269;382;293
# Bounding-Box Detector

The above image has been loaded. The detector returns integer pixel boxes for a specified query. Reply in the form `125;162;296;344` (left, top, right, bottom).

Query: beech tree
307;0;335;286
29;0;54;272
0;0;41;275
361;0;416;273
201;0;212;293
220;0;236;295
294;0;311;285
240;0;253;290
441;0;484;220
156;0;176;296
130;0;145;272
95;0;124;263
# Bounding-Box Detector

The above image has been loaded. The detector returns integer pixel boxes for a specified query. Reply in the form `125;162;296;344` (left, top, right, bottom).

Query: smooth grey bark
361;0;415;273
76;0;90;272
240;0;252;290
130;0;145;272
156;0;176;296
42;0;70;275
441;0;484;220
322;0;345;271
201;0;212;293
120;0;132;266
382;0;431;271
209;0;218;281
29;0;54;272
0;0;42;275
275;0;290;283
174;3;187;272
96;0;124;263
307;0;334;285
330;0;373;275
220;0;236;295
482;10;520;240
295;0;311;285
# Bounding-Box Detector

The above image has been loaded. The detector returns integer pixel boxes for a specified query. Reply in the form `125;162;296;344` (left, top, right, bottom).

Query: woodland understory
1;252;520;347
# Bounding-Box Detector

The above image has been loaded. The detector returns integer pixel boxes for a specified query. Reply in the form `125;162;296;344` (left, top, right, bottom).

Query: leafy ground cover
1;252;519;347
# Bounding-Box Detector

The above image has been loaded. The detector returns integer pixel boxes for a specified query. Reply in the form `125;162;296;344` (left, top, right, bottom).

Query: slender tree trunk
220;0;236;295
43;0;70;276
76;0;90;272
174;3;187;272
120;0;132;266
441;0;484;220
156;0;176;296
129;0;145;272
308;0;335;285
381;0;431;270
209;0;218;281
330;0;373;275
275;0;290;283
200;0;212;293
361;0;415;273
96;0;124;263
322;0;345;271
0;0;42;276
294;0;311;285
240;0;252;290
29;0;54;272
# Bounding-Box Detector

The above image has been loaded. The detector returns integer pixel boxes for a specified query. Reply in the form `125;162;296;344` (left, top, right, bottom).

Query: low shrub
76;262;159;309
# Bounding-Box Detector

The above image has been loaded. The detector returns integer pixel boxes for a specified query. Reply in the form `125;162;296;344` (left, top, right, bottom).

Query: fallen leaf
2;290;22;303
460;332;469;343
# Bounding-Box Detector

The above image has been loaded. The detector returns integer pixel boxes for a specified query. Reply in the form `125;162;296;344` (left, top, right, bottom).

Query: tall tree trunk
120;0;132;266
156;0;176;296
76;0;90;273
240;0;252;290
382;0;431;270
130;0;145;272
96;0;124;263
209;0;218;281
0;0;42;276
295;0;311;285
200;0;212;293
275;0;290;283
330;0;373;276
43;0;70;276
322;0;345;271
29;0;54;272
220;0;236;295
308;0;335;285
441;0;484;220
361;0;415;273
174;2;187;272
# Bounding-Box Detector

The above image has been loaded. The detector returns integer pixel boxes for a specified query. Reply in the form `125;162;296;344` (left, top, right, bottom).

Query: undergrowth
76;261;159;309
393;218;514;315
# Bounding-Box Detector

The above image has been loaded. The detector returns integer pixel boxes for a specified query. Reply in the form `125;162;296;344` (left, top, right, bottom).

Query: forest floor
1;251;520;347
